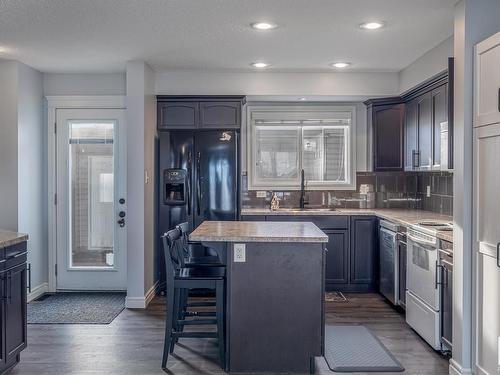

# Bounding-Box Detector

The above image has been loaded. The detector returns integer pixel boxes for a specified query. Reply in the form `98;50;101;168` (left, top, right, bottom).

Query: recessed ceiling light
299;97;307;101
251;62;270;68
251;22;278;30
0;46;8;54
359;21;385;30
331;62;351;69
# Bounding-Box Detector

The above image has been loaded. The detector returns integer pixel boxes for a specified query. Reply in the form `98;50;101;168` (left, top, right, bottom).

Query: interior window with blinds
249;107;355;190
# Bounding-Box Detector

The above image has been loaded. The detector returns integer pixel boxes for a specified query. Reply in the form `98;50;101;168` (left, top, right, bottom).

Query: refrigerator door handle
196;151;201;216
187;152;192;214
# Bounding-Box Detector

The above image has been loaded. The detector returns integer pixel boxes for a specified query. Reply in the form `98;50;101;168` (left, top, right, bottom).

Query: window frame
247;105;357;191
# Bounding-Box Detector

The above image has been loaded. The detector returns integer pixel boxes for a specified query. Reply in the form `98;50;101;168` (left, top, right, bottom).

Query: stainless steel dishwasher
379;220;399;305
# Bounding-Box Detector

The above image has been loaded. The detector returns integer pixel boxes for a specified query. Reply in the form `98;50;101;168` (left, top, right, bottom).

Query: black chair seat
176;266;225;280
185;256;222;267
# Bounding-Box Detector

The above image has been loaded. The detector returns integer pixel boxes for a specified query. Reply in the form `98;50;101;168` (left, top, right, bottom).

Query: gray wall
0;61;19;231
399;36;454;94
17;63;47;290
43;73;126;96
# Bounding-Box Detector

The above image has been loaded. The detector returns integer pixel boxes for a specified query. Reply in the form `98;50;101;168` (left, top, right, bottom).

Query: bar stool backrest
161;228;183;285
175;222;190;267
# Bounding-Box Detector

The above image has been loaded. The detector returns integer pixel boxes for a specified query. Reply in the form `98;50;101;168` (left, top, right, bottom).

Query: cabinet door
431;84;448;169
200;102;241;129
473;122;500;374
417;92;433;170
5;264;27;362
350;216;377;285
475;32;500;127
157;102;199;129
405;98;418;171
475;252;500;375
372;104;405;171
324;230;349;285
0;273;5;367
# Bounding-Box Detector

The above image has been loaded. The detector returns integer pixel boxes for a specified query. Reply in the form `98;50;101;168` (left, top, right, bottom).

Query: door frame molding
46;96;126;293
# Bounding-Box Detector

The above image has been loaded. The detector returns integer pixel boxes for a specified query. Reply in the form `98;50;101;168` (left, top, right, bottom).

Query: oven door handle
407;233;437;247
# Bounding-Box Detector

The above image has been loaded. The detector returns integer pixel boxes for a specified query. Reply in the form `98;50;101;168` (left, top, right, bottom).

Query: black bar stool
161;228;226;370
176;222;222;267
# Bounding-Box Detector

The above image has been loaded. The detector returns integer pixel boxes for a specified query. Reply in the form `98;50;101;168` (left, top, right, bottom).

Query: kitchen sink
281;207;336;212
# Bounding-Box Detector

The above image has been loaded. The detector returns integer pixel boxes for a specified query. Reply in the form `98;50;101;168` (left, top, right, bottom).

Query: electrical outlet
256;191;267;198
234;244;246;262
426;185;431;198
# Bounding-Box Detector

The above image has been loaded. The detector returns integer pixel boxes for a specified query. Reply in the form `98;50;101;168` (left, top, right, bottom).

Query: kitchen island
190;221;328;373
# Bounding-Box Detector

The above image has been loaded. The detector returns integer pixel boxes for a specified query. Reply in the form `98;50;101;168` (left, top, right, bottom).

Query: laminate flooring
14;293;449;375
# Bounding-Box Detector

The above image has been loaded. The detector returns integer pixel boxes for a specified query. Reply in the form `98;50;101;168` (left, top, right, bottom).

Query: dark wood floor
15;293;449;375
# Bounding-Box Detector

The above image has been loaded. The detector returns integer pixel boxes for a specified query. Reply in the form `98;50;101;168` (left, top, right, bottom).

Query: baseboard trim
125;281;159;309
145;281;160;306
28;282;49;302
449;359;473;375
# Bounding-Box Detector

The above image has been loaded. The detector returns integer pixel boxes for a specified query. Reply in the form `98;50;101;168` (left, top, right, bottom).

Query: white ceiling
0;0;456;73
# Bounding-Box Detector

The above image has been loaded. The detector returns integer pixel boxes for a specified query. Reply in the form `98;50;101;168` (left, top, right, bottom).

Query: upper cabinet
366;100;405;171
158;102;199;129
157;96;244;130
475;31;500;127
369;61;454;172
200;102;241;129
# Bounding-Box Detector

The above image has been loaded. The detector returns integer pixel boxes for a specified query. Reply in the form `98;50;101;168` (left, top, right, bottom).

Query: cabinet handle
497;242;500;268
7;272;11;303
28;263;32;293
498;88;500;113
412;150;420;169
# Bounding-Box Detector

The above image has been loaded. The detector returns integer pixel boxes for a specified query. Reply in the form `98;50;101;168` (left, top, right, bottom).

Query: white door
55;109;126;290
473;123;500;375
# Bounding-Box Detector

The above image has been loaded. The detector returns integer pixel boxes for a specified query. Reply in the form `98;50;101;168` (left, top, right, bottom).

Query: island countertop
0;230;28;247
189;220;328;243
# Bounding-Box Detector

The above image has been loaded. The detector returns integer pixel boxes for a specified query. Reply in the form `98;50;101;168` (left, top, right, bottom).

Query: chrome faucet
299;169;308;209
270;192;280;211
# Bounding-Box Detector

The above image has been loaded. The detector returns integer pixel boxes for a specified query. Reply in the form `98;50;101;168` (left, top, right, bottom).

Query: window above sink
247;105;356;190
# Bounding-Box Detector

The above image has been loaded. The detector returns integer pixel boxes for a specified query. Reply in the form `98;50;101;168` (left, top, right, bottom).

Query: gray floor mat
324;325;405;372
28;292;125;324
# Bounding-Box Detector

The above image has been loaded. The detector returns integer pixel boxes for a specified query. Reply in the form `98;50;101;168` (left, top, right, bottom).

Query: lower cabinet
0;243;28;375
324;230;349;286
349;216;377;286
242;214;378;292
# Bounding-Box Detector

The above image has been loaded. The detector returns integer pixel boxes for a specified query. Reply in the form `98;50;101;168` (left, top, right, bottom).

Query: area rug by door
324;325;404;372
28;292;125;324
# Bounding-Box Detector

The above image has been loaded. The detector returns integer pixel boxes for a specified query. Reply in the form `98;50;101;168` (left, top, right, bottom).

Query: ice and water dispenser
163;169;187;205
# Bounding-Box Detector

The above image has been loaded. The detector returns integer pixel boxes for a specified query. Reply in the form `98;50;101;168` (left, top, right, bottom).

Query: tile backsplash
241;171;453;216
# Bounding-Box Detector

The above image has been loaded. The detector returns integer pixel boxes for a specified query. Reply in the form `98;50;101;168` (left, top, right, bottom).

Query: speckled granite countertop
0;230;28;247
190;221;328;243
241;208;453;243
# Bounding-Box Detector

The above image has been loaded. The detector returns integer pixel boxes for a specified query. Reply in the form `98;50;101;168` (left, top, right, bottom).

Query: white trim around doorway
46;96;126;293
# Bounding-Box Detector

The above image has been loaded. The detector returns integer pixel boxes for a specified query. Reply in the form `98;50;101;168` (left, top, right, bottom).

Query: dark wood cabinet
157;96;244;130
244;214;376;292
349;216;377;287
368;101;405;171
405;98;418;171
324;229;349;285
431;84;448;169
158;102;199;129
0;241;28;375
200;102;241;129
416;92;433;170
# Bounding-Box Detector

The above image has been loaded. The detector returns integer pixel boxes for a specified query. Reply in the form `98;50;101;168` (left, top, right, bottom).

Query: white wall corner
125;280;159;309
27;282;49;303
449;359;473;375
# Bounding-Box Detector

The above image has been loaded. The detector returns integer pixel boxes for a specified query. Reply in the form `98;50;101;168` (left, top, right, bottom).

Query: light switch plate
234;243;246;262
256;191;267;198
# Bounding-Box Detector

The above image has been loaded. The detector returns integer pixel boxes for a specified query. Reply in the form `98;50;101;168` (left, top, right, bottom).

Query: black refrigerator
157;130;239;283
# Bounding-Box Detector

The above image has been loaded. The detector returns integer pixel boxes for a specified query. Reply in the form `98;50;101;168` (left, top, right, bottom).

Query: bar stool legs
162;283;175;369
